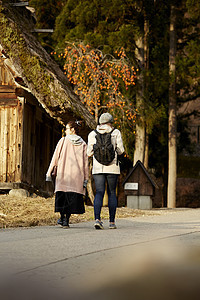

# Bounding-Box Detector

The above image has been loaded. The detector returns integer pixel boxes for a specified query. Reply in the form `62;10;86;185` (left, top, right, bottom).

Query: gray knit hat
99;113;113;124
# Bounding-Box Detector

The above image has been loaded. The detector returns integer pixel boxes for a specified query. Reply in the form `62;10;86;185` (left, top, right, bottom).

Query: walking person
46;121;88;228
87;113;125;229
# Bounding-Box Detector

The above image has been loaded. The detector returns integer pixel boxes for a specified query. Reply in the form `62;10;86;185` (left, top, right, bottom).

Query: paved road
0;208;200;300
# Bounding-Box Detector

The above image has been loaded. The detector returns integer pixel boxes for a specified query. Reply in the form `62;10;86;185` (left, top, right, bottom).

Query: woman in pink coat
46;121;88;228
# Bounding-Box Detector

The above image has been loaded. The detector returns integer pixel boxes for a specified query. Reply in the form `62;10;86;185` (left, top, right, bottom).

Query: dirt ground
0;194;167;228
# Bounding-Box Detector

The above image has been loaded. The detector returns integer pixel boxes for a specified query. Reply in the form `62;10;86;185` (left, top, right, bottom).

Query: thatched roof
0;1;96;129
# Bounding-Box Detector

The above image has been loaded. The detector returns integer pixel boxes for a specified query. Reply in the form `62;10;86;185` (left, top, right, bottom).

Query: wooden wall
0;55;62;194
0;56;23;185
21;93;62;193
0;99;23;184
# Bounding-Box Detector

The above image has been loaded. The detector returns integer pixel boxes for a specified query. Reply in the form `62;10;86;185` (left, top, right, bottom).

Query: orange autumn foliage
52;43;137;126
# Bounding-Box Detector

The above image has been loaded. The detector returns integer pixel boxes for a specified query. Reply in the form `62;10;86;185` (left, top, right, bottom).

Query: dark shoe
62;218;69;228
94;220;104;230
109;223;117;229
57;218;63;226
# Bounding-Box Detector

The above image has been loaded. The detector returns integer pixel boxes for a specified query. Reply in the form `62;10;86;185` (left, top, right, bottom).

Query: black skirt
55;191;85;214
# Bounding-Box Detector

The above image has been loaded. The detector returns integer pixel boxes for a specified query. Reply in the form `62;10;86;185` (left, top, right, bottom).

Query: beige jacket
46;135;88;194
87;124;124;174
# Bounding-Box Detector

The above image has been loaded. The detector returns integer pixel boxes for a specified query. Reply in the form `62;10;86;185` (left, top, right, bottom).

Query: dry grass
0;194;163;228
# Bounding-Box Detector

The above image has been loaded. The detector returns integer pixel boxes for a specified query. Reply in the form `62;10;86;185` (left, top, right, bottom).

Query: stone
9;189;29;198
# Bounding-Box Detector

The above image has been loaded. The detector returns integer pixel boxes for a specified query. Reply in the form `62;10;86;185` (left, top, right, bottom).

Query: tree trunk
144;130;149;168
134;121;145;165
134;34;145;166
167;5;177;208
86;159;94;205
143;16;149;169
134;16;149;169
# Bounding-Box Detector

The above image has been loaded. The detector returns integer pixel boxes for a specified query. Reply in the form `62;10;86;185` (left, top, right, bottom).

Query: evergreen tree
176;0;200;103
53;0;168;161
29;0;64;51
53;0;140;57
30;0;200;206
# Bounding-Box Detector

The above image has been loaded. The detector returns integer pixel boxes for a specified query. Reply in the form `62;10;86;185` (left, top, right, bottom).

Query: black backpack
93;129;115;165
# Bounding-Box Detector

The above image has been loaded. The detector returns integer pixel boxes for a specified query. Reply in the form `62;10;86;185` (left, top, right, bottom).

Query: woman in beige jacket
46;121;88;228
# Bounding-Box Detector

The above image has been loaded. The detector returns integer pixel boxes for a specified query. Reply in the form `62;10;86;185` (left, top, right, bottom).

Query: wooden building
0;51;62;195
123;160;157;209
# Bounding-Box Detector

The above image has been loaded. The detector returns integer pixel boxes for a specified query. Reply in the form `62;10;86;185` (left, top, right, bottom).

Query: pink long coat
46;135;88;195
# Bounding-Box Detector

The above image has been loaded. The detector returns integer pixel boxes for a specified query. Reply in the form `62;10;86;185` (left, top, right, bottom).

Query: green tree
53;0;139;57
29;0;64;50
176;0;200;103
30;0;200;206
53;0;168;161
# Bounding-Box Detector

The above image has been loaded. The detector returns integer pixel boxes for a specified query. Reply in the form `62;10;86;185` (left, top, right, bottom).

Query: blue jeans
93;174;118;223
